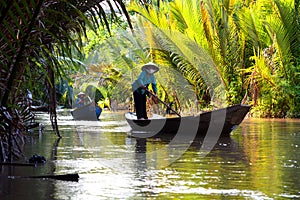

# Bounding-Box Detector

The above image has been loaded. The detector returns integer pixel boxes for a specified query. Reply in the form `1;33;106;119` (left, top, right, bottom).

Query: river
0;110;299;200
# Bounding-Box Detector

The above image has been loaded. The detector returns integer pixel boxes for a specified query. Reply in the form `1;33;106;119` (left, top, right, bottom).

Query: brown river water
0;110;299;200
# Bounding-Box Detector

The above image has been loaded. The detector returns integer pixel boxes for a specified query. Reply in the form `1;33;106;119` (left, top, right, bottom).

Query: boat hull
125;104;250;138
71;103;101;121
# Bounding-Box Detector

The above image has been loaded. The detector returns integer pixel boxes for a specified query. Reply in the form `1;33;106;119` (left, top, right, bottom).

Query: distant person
27;89;33;107
95;102;102;118
75;92;86;108
132;62;159;120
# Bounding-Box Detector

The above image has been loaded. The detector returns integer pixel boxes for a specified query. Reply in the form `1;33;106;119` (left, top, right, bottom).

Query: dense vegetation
0;0;131;162
0;0;299;162
85;0;300;118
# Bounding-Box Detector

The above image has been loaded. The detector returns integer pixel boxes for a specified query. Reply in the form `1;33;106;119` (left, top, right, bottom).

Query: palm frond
0;0;133;152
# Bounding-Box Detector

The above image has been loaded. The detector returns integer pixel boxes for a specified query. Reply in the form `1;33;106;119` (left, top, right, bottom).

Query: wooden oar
0;162;36;166
27;173;79;181
9;173;80;182
145;89;181;117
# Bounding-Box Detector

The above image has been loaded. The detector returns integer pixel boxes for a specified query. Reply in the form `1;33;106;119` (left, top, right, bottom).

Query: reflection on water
1;111;300;199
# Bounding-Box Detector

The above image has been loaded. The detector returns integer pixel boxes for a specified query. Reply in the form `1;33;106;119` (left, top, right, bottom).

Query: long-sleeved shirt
132;70;157;94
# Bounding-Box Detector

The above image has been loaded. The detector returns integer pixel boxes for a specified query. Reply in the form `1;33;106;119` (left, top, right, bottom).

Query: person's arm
75;98;80;107
144;75;157;98
137;71;147;88
132;71;147;92
151;75;157;94
152;83;157;94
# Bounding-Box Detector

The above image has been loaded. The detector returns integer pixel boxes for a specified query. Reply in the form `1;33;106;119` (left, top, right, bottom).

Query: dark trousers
133;91;148;119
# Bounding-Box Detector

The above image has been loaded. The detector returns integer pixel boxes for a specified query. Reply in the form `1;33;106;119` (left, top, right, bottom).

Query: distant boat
29;105;48;112
71;102;102;121
125;104;250;138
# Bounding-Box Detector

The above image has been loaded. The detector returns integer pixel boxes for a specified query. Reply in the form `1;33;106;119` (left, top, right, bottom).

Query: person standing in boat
132;62;159;120
75;92;86;108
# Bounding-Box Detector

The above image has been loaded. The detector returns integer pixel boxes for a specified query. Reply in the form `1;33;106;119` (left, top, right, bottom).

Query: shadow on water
134;135;248;163
125;118;300;199
0;137;63;200
0;111;300;200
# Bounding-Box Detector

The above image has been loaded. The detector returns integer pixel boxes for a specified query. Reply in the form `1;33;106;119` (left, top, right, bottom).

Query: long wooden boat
71;102;101;121
125;104;250;138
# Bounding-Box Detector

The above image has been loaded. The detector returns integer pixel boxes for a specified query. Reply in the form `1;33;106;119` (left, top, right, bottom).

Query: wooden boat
29;105;49;112
125;104;250;138
71;102;102;121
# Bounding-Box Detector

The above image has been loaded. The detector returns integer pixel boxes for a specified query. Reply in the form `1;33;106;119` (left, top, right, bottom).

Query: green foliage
0;0;133;161
125;0;300;117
